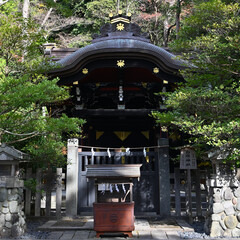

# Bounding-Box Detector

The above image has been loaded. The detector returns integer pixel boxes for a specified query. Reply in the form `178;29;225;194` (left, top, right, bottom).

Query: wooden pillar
45;168;52;217
158;138;170;216
186;169;193;223
174;168;181;216
66;138;79;216
35;168;42;217
195;169;202;218
56;168;62;219
25;168;32;216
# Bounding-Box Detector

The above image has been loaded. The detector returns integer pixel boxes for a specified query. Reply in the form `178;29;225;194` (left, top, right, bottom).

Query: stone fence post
205;174;240;237
66;138;79;216
0;177;26;238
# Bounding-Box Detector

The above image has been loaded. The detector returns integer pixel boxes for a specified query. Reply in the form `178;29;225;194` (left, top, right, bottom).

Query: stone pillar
158;138;170;216
205;178;240;237
0;178;26;238
66;138;79;216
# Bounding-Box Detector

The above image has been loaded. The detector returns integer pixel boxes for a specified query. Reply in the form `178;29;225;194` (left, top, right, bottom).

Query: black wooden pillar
158;138;171;216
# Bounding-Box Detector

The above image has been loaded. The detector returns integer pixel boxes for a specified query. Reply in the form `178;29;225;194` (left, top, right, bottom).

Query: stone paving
37;217;189;239
46;229;181;239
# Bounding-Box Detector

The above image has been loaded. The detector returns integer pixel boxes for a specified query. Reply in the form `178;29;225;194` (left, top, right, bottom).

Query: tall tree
0;5;85;166
152;0;240;163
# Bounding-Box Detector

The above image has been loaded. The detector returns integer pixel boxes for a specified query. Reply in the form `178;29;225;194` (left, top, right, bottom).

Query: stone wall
205;186;240;237
0;187;26;238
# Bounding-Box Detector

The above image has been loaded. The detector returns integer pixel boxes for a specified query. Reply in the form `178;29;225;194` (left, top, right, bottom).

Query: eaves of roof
49;38;189;76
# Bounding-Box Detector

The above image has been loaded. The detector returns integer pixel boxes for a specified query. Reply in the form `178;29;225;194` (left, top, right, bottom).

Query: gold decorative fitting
118;10;123;15
153;67;159;74
111;17;130;24
82;68;88;74
161;126;168;132
127;12;132;17
116;23;125;31
73;81;78;85
163;80;168;84
117;60;125;68
109;13;113;17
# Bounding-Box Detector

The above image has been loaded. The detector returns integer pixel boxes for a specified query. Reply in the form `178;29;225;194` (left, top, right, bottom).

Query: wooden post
195;169;202;218
45;168;52;217
158;138;170;216
56;168;62;219
35;168;42;217
186;169;193;223
174;168;181;216
25;168;32;216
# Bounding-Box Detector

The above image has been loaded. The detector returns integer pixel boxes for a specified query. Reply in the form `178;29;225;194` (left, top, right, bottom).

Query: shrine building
46;12;187;216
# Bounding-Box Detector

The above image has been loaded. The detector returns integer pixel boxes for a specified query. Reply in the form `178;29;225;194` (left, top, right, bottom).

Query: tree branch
0;0;9;7
41;8;53;28
0;128;39;136
7;133;40;144
166;23;176;46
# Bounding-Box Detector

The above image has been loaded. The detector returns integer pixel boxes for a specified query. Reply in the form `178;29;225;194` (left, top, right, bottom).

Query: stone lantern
204;148;240;237
0;143;28;238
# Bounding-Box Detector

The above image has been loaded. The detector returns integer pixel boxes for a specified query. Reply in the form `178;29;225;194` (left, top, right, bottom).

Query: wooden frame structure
47;13;188;216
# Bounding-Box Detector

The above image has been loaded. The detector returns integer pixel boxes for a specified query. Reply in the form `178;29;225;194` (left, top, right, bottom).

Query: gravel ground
16;217;50;239
179;221;210;239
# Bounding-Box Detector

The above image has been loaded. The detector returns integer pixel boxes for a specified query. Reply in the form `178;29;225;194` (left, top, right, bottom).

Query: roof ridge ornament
109;11;131;24
92;11;150;43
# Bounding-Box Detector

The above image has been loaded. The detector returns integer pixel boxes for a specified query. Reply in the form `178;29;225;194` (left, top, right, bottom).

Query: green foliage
0;11;85;167
153;0;240;164
0;1;19;14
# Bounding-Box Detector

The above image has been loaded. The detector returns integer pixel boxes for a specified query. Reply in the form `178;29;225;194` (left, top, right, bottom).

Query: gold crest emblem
117;60;125;67
116;23;125;31
153;67;159;74
82;68;88;74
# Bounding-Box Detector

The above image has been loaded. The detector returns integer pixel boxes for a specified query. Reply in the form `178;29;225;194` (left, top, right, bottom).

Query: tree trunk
163;18;169;47
22;0;30;19
176;0;181;39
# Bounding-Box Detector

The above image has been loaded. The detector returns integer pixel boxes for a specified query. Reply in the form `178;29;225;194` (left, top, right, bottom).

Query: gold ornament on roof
163;80;168;84
109;13;113;17
82;68;88;74
118;10;123;15
117;60;125;68
161;126;168;132
116;23;125;31
127;12;132;17
153;67;159;74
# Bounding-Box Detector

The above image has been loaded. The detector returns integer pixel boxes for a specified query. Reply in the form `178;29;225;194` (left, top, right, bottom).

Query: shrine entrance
48;12;187;215
77;113;160;214
77;150;159;214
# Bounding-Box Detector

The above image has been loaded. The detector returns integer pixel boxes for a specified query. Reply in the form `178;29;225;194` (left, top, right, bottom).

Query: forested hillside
0;0;196;47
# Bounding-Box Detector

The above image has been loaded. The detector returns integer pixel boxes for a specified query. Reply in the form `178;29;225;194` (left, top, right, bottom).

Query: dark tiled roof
50;39;188;75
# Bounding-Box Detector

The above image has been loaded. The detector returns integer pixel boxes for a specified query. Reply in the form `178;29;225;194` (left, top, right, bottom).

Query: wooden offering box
94;202;134;238
86;164;142;238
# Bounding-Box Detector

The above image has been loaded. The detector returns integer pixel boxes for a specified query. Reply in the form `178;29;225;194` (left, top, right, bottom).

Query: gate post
66;138;79;216
158;138;171;216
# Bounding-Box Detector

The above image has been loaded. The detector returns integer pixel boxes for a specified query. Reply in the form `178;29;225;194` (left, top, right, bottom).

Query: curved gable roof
50;39;187;76
49;14;188;79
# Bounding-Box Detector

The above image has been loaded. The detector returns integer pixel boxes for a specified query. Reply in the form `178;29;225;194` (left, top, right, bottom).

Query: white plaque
180;148;197;169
